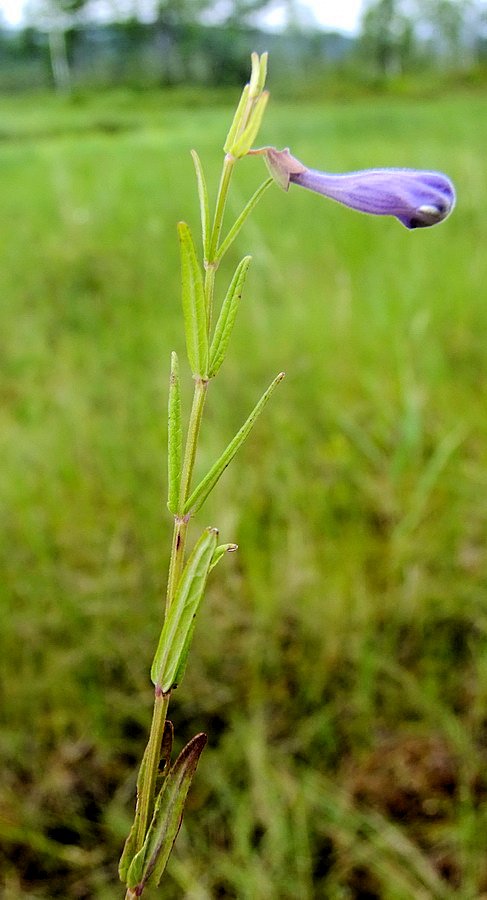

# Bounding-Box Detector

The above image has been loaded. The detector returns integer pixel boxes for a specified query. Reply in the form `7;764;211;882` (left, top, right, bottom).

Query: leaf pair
184;371;285;516
192;149;273;266
178;220;255;382
178;221;208;378
168;359;285;519
120;527;235;891
151;526;218;692
120;725;207;892
169;238;265;517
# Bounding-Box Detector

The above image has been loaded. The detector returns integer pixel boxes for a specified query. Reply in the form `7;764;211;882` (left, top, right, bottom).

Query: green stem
128;385;208;890
134;689;170;855
165;518;187;617
204;263;216;334
166;144;237;622
178;378;209;514
129;379;209;875
165;373;209;614
124;146;239;897
208;153;235;262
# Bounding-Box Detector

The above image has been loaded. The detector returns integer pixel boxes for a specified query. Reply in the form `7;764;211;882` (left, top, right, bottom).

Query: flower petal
289;166;455;229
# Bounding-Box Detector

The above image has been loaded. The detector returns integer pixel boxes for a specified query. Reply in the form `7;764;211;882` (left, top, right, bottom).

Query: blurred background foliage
1;2;487;898
0;0;487;93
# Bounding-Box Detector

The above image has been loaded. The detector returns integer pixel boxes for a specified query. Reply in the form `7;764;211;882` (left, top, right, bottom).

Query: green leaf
208;256;251;378
126;837;146;889
231;91;269;158
127;733;207;891
215;179;273;264
249;51;268;97
119;823;136;884
184;372;285;516
223;83;250;154
169;548;234;685
119;760;146;882
178;221;208;377
210;543;238;572
224;53;269;158
191;150;211;260
119;746;149;883
171;620;197;691
151;527;218;691
167;352;182;515
119;720;174;885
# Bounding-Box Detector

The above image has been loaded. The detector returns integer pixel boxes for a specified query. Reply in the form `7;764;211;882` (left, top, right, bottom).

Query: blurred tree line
359;0;486;77
0;0;486;92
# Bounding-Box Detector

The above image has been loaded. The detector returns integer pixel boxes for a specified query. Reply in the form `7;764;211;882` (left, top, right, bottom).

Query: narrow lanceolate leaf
119;751;148;883
119;822;136;883
151;527;218;691
251;50;268;97
223;83;250;154
126;733;207;891
208;256;251;378
157;527;218;692
191;150;211;260
119;719;175;885
178;221;208;377
184;372;285;516
170;547;234;688
167;351;182;515
231;91;269;158
215;179;273;263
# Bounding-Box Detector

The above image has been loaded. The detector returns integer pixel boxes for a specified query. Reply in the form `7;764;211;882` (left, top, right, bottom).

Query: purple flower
262;148;455;229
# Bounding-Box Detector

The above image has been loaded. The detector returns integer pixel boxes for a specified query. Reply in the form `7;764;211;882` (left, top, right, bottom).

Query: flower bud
224;52;269;159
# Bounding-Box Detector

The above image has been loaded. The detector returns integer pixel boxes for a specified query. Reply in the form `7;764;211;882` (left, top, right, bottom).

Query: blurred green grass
1;87;487;898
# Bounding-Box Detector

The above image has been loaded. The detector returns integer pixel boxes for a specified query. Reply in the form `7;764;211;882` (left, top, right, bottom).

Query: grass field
1;84;486;898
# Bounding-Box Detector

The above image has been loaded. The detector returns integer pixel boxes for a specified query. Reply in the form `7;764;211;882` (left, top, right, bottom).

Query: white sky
262;0;365;33
0;0;365;33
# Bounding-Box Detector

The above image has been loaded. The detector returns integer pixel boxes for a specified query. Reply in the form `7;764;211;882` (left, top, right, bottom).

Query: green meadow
1;86;487;898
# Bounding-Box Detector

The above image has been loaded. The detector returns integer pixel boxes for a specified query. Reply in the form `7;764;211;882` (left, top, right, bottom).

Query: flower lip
408;203;448;228
260;147;455;229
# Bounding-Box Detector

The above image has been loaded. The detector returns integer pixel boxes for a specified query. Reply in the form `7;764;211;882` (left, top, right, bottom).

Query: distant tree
218;0;279;26
152;0;276;84
418;0;477;65
359;0;485;74
154;0;212;27
476;1;487;60
25;0;92;89
154;0;275;27
279;0;320;32
358;0;415;77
